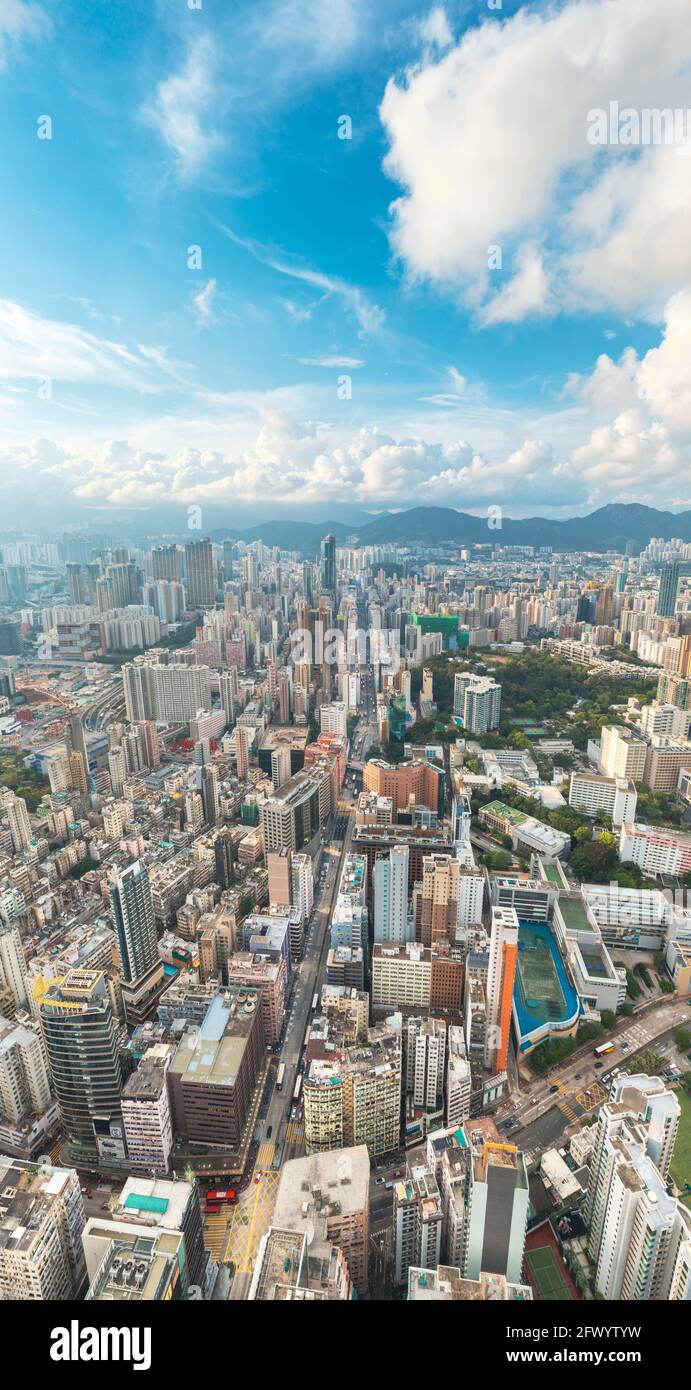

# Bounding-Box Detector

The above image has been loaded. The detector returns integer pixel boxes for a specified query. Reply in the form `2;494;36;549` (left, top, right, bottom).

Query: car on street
549;1084;559;1093
594;1060;603;1068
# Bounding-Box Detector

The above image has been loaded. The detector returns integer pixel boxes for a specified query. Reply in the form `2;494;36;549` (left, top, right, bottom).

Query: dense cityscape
3;0;691;1359
0;523;688;1311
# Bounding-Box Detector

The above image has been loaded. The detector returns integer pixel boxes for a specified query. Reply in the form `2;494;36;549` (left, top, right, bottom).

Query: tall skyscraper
235;724;252;780
109;861;163;1020
184;537;216;609
658;560;680;618
374;847;410;944
485;906;518;1073
68;713;89;789
109;861;159;984
219;669;237;728
39;969;122;1161
320;533;336;592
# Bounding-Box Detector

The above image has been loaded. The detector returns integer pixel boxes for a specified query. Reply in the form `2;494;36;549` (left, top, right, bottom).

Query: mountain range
209;503;691;555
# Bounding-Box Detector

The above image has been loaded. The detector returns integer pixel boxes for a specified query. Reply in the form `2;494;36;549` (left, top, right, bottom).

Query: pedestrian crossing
285;1121;304;1144
256;1140;275;1169
203;1212;227;1259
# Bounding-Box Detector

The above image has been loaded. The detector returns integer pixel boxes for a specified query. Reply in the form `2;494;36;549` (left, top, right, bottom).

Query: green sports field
525;1245;572;1300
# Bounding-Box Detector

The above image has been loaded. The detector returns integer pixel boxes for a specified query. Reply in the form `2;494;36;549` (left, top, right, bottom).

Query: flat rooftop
558;895;596;933
273;1147;370;1233
169;989;261;1086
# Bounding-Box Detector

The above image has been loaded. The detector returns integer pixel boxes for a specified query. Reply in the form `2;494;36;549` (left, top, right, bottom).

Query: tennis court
525;1244;572;1301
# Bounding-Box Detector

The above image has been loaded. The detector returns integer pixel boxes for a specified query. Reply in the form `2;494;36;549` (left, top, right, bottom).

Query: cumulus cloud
556;291;691;505
381;0;691;321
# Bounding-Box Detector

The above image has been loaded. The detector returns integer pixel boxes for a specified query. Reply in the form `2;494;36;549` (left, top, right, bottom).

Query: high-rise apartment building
587;1100;690;1300
446;1025;472;1127
453;673;501;733
120;1043;173;1174
303;1020;402;1159
485;906;519;1073
406;1016;447;1113
1;789;32;854
0;1158;86;1300
109;861;164;1020
416;853;460;947
184;538;215;609
0;921;29;1012
152;543;182;583
658;560;680;618
235;723;252;780
320;700;347;738
599;725;647;781
0;1015;53;1143
373;846;410;944
394;1161;443;1287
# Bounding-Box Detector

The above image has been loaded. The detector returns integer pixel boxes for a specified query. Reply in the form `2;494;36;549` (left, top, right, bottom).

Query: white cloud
144;0;370;182
298;355;364;369
142;35;224;179
192;278;218;326
0;298;178;392
380;0;691;321
479;245;551;326
217;223;385;337
0;0;47;68
418;7;453;51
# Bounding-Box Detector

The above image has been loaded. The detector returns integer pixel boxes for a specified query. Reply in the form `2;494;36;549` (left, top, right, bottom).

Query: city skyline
1;0;690;1335
2;0;691;530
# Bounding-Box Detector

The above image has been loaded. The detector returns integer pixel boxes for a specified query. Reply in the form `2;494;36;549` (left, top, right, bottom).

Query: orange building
485;906;518;1073
363;758;443;819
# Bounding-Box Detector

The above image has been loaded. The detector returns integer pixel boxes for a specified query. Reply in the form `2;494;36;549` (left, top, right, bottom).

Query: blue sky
1;0;691;530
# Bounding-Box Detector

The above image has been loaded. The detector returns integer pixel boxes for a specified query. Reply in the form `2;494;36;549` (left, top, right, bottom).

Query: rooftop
169;988;262;1087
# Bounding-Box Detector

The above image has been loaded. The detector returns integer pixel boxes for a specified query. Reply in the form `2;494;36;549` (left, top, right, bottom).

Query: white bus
276;1062;286;1091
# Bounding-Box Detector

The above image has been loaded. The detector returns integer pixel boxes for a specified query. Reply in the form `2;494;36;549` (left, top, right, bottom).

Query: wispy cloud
298;355;364;369
0;298;185;393
142;34;224;179
192;278;218;327
216;223;385;337
0;0;48;69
